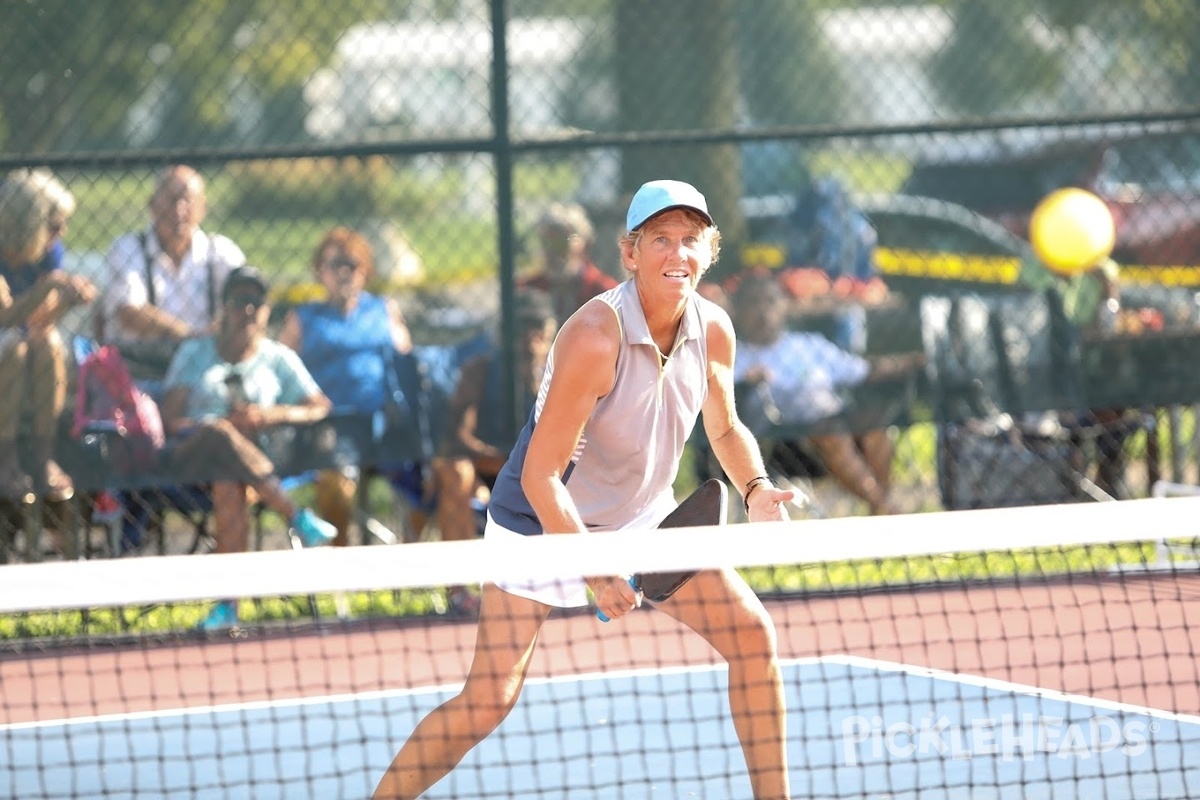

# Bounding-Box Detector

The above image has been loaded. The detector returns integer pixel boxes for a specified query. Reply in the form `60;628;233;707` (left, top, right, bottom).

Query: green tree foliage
1035;0;1200;106
0;0;392;153
615;0;743;252
1135;0;1200;104
930;1;1064;117
737;0;844;127
510;0;608;16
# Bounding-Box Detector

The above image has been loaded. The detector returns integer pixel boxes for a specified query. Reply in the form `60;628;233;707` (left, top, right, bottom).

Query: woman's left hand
747;485;794;522
587;574;641;620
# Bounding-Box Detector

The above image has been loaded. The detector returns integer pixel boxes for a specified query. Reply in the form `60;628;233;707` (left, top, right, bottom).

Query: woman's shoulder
695;291;735;349
556;298;621;359
358;291;394;321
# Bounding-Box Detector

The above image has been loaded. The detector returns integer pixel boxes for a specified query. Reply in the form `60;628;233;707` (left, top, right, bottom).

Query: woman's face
625;210;712;302
317;244;367;303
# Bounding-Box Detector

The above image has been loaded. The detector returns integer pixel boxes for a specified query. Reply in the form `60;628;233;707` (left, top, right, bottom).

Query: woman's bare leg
26;328;72;498
372;584;552;799
0;337;31;498
857;429;894;498
314;468;355;546
210;480;251;554
657;568;791;800
810;433;896;515
252;475;300;523
432;457;480;543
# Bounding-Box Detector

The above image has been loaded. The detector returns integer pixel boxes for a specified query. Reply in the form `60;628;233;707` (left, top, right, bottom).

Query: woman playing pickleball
373;180;796;800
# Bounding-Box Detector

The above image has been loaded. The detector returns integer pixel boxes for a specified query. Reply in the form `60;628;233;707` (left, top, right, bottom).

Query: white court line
6;653;1197;735
825;653;1200;726
0;656;819;733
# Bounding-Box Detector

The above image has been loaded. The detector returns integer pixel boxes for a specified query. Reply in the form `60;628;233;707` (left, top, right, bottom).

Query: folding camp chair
920;288;1117;509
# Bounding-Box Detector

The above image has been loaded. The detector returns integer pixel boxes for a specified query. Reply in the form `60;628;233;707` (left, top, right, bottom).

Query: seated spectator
158;266;336;631
519;202;616;323
0;168;97;502
101;164;245;378
776;177;889;354
732;274;920;515
431;288;557;615
276;227;413;546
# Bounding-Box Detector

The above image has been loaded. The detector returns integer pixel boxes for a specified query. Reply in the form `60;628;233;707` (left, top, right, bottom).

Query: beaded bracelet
743;476;773;512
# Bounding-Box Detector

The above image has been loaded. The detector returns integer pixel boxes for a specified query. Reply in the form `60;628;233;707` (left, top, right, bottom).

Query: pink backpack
73;344;165;475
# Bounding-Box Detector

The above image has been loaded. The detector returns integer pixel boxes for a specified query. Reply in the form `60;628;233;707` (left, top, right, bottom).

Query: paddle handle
596;577;639;623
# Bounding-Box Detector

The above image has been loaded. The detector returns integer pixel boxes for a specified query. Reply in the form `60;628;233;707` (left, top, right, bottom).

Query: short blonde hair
0;169;62;265
31;168;76;229
618;208;722;270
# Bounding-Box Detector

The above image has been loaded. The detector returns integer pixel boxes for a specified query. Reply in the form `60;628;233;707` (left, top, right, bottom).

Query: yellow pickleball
1029;188;1116;275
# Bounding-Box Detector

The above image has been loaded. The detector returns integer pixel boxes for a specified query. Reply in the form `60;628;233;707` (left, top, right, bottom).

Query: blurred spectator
519;202;616;323
158;267;336;631
0;168;96;502
1057;257;1121;333
431;288;557;615
773;177;889;354
1044;257;1142;498
101;165;245;376
732;274;919;515
276;227;413;546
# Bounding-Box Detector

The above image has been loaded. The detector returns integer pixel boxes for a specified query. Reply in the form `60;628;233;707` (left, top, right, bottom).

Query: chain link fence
4;0;1200;558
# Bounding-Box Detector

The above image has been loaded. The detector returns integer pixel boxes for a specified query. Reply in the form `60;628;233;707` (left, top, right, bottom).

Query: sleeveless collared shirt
489;279;711;534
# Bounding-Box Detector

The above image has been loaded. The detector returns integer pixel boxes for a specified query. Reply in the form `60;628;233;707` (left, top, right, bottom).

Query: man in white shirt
101;165;245;374
732;273;915;515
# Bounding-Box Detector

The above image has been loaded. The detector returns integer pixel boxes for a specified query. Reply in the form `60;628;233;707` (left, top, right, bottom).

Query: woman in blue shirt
277;227;412;546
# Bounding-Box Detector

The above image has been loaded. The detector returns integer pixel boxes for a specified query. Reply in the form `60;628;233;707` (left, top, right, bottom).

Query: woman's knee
721;575;779;659
455;677;523;735
687;576;779;664
731;604;779;664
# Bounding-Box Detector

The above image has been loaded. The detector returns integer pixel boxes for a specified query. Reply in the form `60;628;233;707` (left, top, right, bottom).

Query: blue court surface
3;655;1198;799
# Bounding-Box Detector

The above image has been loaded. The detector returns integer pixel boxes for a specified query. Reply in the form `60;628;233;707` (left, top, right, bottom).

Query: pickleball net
2;496;1199;799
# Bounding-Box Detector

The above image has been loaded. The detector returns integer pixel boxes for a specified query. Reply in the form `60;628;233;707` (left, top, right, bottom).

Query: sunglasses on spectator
320;256;360;272
225;293;267;309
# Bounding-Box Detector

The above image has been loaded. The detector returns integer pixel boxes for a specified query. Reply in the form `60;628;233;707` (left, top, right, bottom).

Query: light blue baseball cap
626;179;714;232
